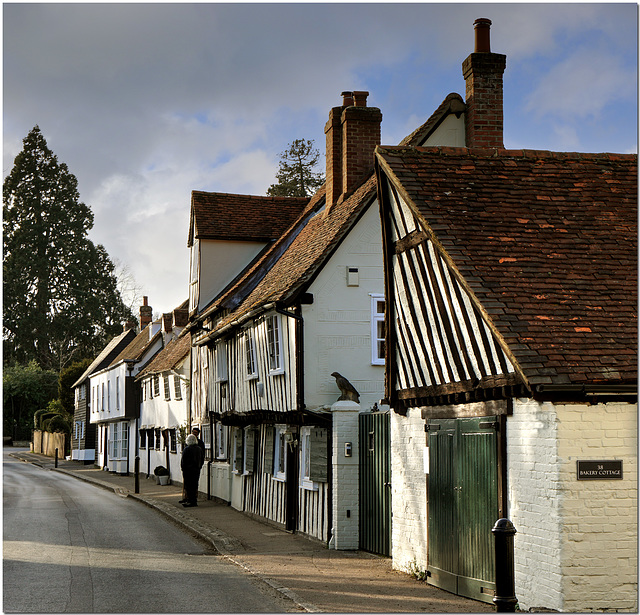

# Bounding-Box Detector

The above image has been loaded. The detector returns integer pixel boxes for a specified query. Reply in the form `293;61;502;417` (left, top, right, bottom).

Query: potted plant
154;465;170;486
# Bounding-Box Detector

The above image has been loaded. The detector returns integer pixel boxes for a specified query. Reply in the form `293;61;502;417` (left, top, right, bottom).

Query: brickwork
390;408;427;574
508;399;638;612
330;400;360;550
462;52;506;148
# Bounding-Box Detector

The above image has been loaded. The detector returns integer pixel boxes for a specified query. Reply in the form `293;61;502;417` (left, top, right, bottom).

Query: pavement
8;448;493;614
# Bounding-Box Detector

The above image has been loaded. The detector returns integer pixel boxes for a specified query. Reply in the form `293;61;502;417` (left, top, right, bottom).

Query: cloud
524;47;636;121
4;3;636;313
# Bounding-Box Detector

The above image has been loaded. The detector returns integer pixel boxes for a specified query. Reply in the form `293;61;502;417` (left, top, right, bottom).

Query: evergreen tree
3;126;135;370
266;139;325;197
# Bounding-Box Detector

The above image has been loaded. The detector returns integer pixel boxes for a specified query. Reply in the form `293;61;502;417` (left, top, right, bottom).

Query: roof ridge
379;144;637;161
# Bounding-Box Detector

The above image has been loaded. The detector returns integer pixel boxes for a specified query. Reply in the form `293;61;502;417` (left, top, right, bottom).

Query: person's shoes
178;499;187;504
182;502;197;507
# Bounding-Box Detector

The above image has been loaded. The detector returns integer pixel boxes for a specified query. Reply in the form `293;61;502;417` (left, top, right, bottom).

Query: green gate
359;411;391;556
427;417;499;603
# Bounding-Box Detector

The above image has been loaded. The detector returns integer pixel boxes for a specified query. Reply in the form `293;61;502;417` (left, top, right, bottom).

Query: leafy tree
3;361;58;440
3;126;135;370
266;139;325;197
58;357;92;415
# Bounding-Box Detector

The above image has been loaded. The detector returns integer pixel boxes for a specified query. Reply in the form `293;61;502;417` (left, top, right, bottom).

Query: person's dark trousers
183;472;199;505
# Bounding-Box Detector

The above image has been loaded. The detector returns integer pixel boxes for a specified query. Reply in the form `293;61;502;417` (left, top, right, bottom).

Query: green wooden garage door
427;417;499;603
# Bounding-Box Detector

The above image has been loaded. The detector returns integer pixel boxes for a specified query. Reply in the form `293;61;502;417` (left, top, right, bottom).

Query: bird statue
331;372;360;403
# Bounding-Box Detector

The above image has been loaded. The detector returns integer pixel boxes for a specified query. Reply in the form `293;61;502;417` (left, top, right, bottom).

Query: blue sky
3;3;637;315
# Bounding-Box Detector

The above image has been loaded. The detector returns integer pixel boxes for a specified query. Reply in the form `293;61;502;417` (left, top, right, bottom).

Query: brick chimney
325;90;382;209
462;18;506;148
139;296;152;330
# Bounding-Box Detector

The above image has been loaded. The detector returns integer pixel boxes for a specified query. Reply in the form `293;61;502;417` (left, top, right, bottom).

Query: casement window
272;424;287;481
101;383;105;411
139;429;147;449
370;294;386;365
200;423;211;460
153;375;160;397
169;429;177;453
109;422;127;458
155;428;162;450
266;315;284;374
216;341;228;382
215;423;228;460
116;376;120;410
120;424;128;457
163;375;171;400
80;385;86;400
244;329;258;379
107;382;111;411
300;427;328;490
243;427;256;474
173;375;182;400
232;428;243;474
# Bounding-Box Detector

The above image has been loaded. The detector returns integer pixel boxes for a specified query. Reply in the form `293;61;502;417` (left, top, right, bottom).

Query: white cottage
89;299;187;475
375;19;637;611
136;330;190;483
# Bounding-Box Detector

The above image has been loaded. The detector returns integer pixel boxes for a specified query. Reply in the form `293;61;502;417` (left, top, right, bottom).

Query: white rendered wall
390;407;428;575
304;204;385;411
197;239;266;311
421;113;466;147
508;399;638;612
507;399;563;611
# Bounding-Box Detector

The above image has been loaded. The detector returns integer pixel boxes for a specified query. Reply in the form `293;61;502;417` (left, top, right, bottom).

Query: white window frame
116;376;120;410
273;424;287;482
370;294;386;365
163;374;171;400
244;329;258;380
215;423;228;460
266;315;284;375
299;426;318;491
173;375;183;400
232;428;243;474
101;383;105;411
216;341;228;382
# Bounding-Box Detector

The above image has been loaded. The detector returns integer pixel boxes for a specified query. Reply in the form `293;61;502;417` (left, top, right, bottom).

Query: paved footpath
9;449;493;614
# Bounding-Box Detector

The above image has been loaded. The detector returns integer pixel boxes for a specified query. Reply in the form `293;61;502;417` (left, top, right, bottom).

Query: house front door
426;417;499;603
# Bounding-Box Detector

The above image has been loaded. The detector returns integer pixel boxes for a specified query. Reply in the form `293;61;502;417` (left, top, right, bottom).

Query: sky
3;2;637;316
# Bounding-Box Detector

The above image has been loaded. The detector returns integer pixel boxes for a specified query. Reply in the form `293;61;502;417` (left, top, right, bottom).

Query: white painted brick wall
508;399;638;613
331;401;360;550
390;407;427;575
556;402;637;612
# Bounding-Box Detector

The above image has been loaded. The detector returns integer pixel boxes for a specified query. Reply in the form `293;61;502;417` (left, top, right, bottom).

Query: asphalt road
3;449;295;613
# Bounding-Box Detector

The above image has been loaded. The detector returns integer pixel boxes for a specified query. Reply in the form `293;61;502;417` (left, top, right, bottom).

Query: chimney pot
353;91;369;107
341;91;354;107
474;18;492;53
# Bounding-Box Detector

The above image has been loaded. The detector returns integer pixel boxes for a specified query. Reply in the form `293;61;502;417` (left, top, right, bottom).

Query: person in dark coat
181;434;203;507
191;427;206;468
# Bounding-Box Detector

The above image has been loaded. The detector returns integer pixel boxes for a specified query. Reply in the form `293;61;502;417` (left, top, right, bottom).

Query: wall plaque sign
577;460;623;480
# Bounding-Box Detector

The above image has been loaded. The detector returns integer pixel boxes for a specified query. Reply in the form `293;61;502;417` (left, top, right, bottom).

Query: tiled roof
109;325;162;366
72;329;137;387
136;333;190;379
208;177;377;333
376;146;637;387
188;191;309;246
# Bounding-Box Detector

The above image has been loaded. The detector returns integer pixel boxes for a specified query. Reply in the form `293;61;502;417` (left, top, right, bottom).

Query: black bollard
134;456;140;494
492;518;518;612
55;448;58;468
